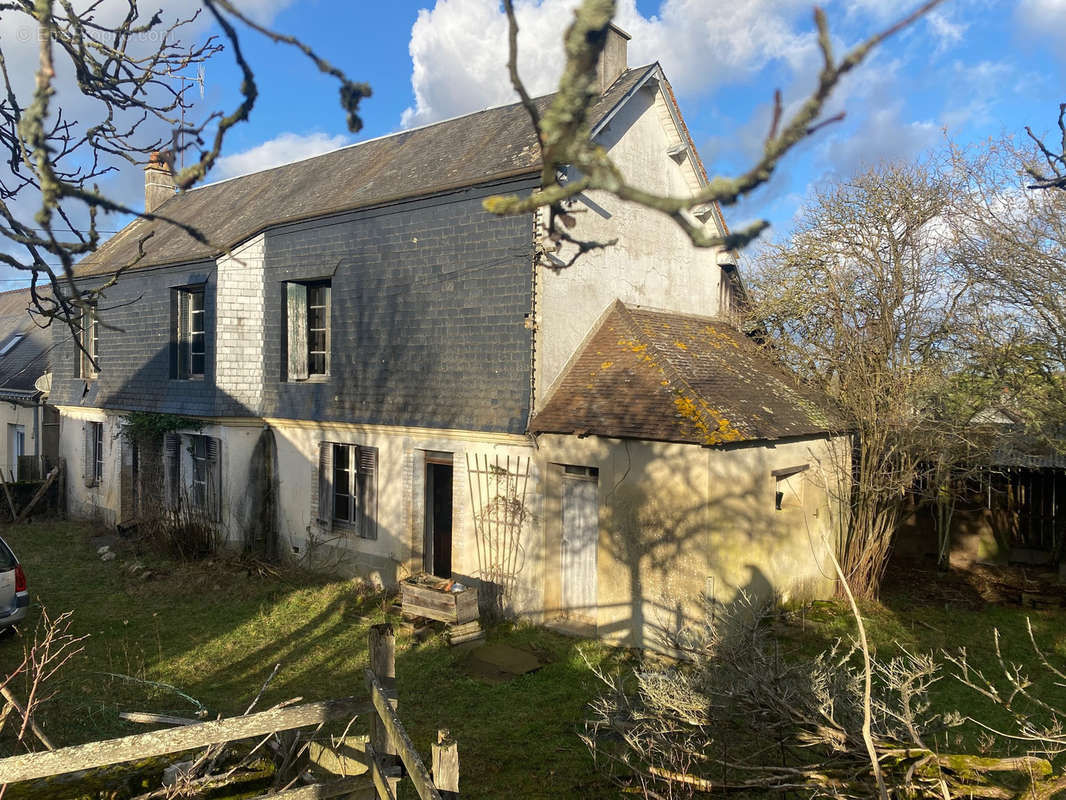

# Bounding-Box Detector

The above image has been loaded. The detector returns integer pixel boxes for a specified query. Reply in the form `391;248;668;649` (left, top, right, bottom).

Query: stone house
53;29;846;648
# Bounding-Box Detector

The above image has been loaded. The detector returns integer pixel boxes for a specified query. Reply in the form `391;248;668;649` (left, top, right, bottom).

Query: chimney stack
144;150;175;214
596;23;630;94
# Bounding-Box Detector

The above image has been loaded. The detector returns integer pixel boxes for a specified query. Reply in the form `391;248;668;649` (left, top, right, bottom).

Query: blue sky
188;0;1066;237
2;0;1065;285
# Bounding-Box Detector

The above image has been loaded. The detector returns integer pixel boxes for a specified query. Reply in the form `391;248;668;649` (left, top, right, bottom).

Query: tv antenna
164;65;207;171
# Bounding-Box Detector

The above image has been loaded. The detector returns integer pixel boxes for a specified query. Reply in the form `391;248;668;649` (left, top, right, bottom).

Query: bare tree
1025;103;1066;191
745;159;1003;598
950;138;1066;447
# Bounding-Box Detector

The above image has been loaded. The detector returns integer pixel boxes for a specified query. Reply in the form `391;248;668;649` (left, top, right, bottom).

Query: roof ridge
190;65;656;195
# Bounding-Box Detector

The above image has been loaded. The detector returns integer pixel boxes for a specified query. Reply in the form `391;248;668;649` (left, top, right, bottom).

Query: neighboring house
0;288;57;480
53;28;847;648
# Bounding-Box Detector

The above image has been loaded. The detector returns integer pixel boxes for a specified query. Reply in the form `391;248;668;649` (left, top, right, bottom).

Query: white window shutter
316;442;333;531
163;433;181;509
287;282;308;381
206;437;221;522
83;425;94;488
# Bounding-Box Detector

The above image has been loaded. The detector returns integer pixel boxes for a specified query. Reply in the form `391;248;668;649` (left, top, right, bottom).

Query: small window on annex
173;286;207;379
773;464;809;512
284;280;331;381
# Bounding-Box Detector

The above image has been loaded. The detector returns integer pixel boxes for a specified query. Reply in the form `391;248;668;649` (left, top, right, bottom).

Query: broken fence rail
0;623;459;800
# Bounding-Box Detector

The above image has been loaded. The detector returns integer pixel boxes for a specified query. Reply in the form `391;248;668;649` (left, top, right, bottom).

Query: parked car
0;535;27;629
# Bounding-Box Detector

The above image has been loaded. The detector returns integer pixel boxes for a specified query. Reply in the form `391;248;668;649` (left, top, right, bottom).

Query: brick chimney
596;22;630;94
144;150;175;214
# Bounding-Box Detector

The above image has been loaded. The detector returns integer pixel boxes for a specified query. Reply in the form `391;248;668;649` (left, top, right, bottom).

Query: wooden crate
401;579;479;624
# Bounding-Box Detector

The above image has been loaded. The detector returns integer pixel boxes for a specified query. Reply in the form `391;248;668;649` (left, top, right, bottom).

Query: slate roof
0;288;51;398
529;301;842;446
75;65;657;277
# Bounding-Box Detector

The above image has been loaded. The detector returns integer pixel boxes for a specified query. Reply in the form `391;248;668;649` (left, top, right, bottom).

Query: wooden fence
0;623;459;799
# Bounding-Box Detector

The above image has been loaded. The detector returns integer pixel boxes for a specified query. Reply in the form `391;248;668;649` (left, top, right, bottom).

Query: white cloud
1017;0;1066;47
211;132;351;181
401;0;818;128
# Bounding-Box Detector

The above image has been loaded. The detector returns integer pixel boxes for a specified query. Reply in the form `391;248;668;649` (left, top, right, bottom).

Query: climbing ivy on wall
119;411;203;443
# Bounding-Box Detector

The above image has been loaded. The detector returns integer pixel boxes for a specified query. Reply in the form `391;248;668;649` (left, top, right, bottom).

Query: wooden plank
366;743;398;800
400;603;456;623
365;669;441;800
431;730;459;799
368;624;400;798
402;588;456;611
15;467;59;523
454;591;478;625
0;697;370;784
247;774;374;799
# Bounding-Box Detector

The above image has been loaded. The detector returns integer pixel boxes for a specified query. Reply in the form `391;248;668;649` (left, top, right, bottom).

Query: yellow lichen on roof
672;391;743;445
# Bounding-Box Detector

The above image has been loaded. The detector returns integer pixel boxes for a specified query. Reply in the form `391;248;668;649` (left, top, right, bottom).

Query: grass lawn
4;519;1066;798
0;520;626;799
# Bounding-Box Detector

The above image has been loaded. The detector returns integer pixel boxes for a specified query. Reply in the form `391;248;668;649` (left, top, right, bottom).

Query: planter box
401;578;479;624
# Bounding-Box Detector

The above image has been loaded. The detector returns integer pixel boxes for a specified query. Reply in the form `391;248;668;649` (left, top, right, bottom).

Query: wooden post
431;729;458;799
368;623;400;796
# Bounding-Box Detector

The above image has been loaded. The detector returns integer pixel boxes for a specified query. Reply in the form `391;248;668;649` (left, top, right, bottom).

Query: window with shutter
324;442;378;539
80;305;99;378
285;280;330;381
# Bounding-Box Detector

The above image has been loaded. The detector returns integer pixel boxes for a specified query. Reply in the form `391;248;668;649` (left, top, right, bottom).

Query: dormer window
0;334;23;356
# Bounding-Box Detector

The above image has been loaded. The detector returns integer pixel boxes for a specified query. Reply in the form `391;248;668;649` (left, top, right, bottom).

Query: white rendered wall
536;79;731;406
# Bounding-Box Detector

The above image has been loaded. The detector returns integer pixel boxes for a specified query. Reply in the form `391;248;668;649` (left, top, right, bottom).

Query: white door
561;469;598;621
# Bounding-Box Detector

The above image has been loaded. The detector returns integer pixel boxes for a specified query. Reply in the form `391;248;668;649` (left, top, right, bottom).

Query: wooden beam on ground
247;774;374;799
0;696;369;784
365;669;441;800
15;466;59;523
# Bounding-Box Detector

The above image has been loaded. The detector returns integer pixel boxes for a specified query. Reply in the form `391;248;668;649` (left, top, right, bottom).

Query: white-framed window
285;280;331;381
164;433;221;520
175;286;206;379
312;441;377;539
773;464;809;511
83;421;103;487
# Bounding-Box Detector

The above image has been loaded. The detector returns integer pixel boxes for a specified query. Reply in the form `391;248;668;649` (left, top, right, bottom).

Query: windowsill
287;375;330;384
171;375;206;382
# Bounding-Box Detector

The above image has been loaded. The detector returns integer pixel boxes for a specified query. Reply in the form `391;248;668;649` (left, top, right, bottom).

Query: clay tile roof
75;65;656;277
529;301;843;446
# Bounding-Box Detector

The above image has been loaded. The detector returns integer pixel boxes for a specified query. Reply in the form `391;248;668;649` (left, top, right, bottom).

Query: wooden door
561;469;598;621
